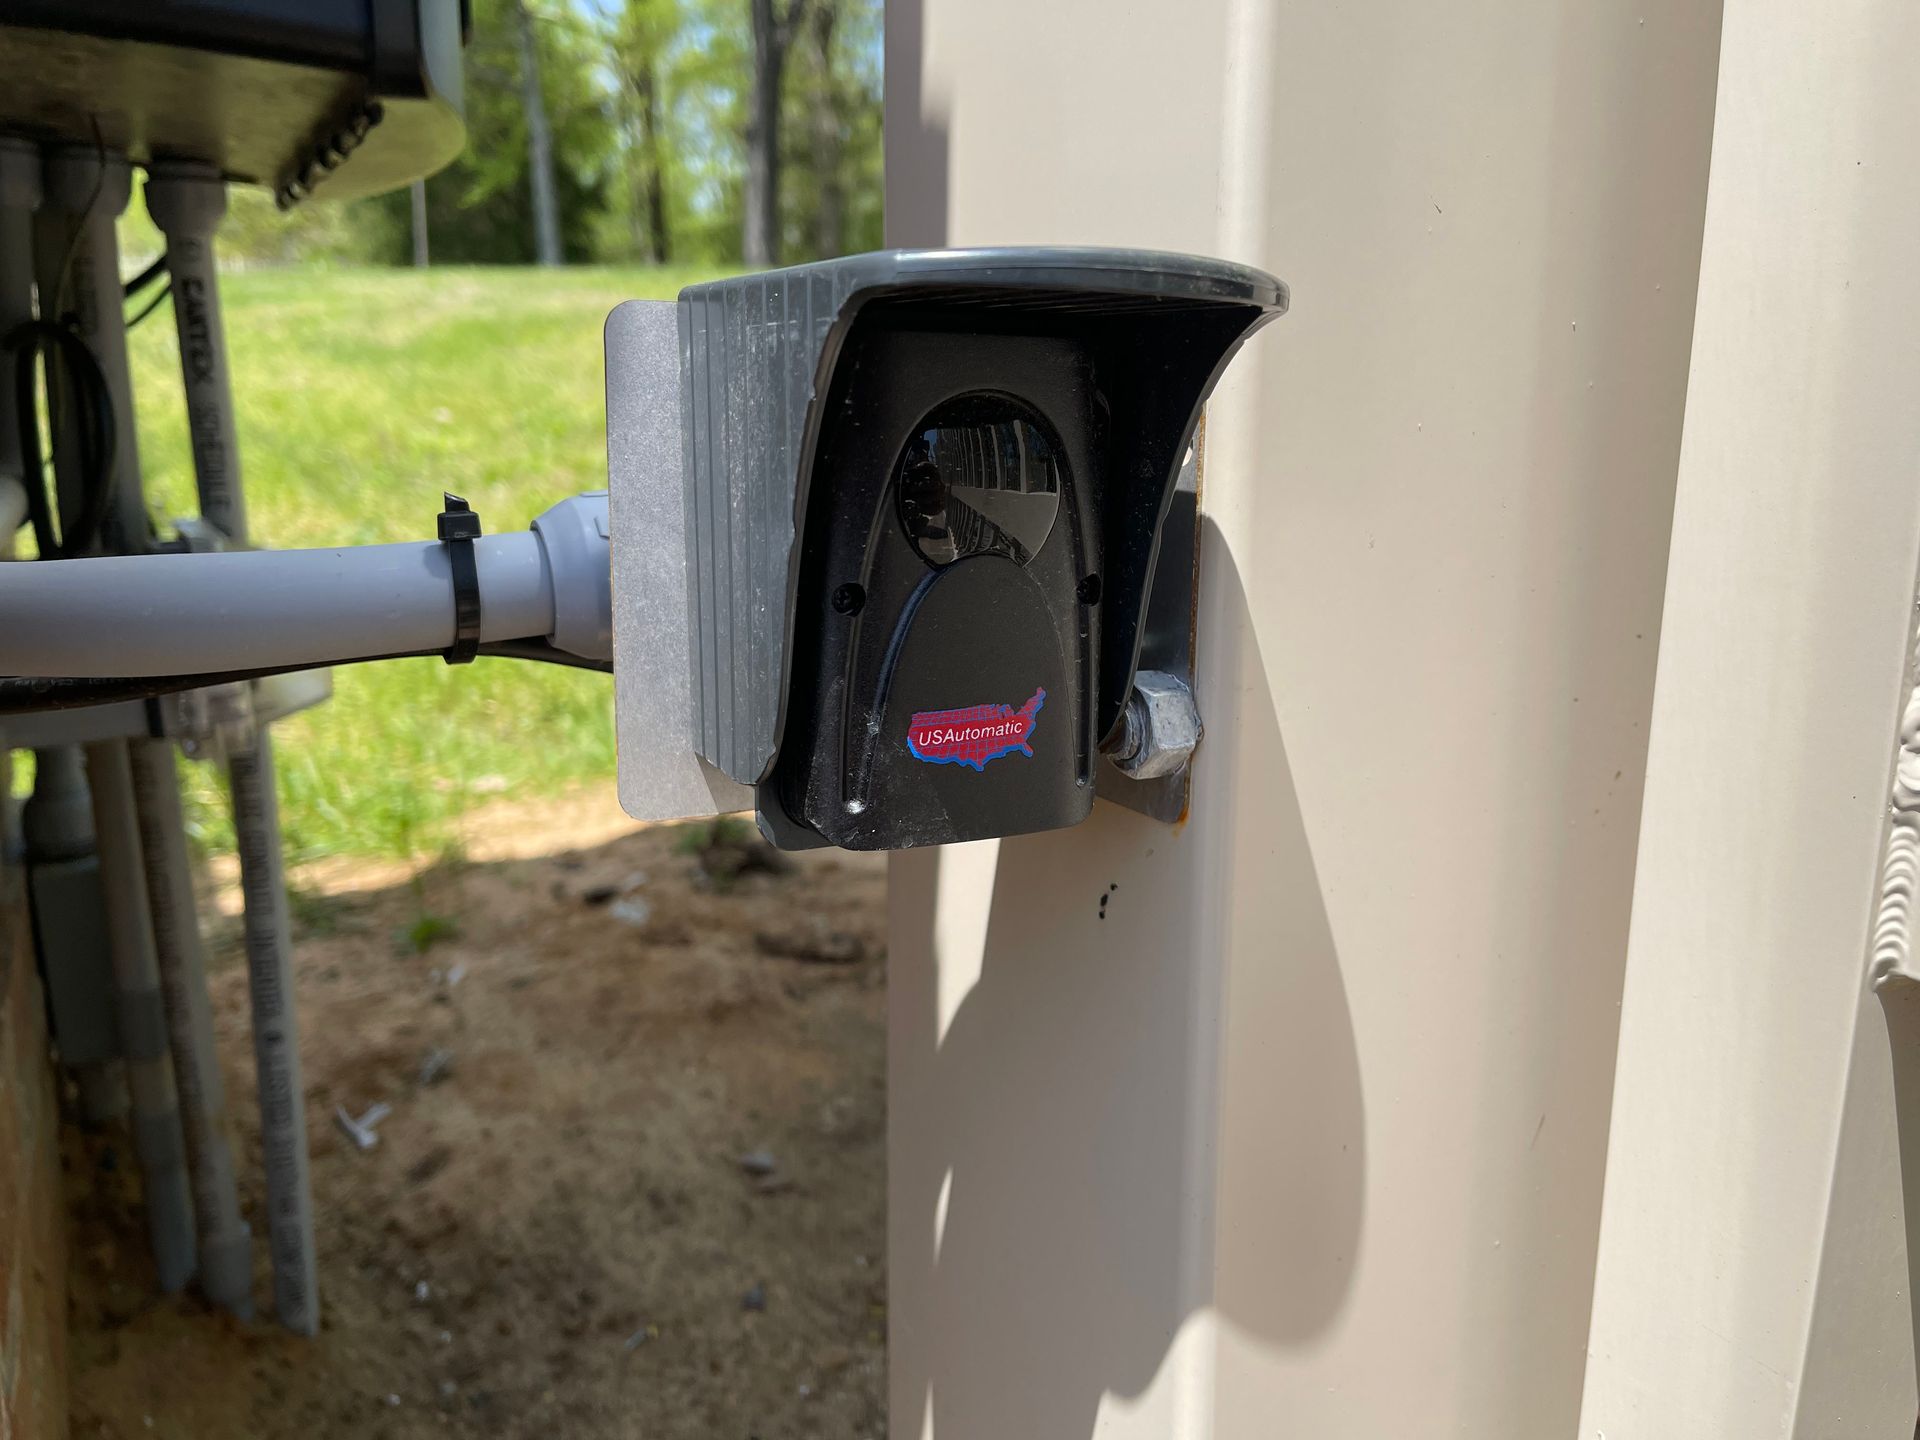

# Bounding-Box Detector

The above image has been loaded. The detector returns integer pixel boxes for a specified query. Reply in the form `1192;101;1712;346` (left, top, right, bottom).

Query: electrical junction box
606;248;1287;852
0;2;468;204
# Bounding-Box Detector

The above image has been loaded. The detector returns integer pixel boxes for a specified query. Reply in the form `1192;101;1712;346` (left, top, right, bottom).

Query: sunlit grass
117;263;719;862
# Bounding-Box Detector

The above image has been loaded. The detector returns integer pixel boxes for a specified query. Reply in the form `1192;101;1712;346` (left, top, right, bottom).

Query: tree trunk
745;0;801;266
638;65;671;265
809;2;842;259
514;0;564;267
616;70;653;261
410;181;430;267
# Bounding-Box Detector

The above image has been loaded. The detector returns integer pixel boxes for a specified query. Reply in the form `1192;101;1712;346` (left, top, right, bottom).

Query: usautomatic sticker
906;688;1046;771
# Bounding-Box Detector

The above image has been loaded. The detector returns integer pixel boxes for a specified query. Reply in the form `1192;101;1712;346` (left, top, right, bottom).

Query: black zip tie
438;493;482;665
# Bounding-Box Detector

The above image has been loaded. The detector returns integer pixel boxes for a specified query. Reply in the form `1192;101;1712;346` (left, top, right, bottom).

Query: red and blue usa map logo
906;688;1047;771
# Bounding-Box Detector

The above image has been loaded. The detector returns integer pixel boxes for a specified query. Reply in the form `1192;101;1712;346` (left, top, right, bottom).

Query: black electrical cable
125;280;173;331
3;318;116;559
0;652;434;716
474;638;614;673
122;254;167;298
48;116;108;325
0;638;612;716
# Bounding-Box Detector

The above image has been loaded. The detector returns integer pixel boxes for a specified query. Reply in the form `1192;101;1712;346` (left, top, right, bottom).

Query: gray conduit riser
41;144;198;1296
0;137;128;1127
150;161;317;1334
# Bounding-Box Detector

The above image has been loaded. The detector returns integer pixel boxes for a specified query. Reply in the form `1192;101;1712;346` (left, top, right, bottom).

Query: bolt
1107;671;1201;781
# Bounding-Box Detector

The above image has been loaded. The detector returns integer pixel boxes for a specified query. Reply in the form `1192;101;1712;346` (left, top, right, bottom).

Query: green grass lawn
118;262;721;863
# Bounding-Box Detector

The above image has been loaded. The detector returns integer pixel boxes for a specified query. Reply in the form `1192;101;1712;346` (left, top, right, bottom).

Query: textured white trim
1871;616;1920;990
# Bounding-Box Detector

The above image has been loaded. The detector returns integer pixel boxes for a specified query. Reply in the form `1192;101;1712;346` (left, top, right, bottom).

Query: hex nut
1110;670;1202;780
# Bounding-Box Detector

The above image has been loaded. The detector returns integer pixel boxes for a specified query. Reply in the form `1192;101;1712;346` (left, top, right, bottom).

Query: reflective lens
895;396;1063;568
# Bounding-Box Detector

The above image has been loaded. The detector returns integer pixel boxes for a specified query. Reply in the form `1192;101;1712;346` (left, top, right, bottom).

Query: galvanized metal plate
605;299;754;823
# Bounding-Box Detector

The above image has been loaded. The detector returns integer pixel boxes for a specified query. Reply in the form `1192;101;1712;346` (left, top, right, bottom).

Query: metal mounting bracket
1096;428;1206;825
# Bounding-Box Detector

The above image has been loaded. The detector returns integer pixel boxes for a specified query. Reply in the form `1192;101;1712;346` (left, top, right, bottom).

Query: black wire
4;319;116;559
50;116;108;325
125;280;173;331
122;255;167;298
0;651;437;716
475;638;613;673
0;639;611;716
3;118;126;559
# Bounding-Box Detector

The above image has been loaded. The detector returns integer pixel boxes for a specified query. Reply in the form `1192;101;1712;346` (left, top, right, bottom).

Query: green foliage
399;912;461;954
357;0;618;265
114;186;369;276
121;263;723;861
606;0;754;264
108;0;880;271
673;815;756;855
287;885;354;937
221;0;875;270
780;0;884;260
596;0;687;262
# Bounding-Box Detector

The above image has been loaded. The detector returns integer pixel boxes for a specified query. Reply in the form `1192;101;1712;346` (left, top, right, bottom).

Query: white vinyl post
1579;0;1920;1431
884;0;1723;1434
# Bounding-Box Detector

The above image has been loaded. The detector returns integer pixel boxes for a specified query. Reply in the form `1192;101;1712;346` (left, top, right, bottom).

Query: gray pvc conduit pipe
213;761;315;1340
75;150;267;1322
225;740;314;1330
39;145;198;1296
45;146;226;1305
85;741;199;1292
147;162;246;538
20;745;127;1126
1;138;126;1125
128;741;255;1318
0;533;555;676
149;160;309;1331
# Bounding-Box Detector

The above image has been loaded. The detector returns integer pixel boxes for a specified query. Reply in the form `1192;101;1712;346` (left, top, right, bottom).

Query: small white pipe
85;737;198;1293
146;160;245;540
226;737;317;1333
0;531;555;676
129;739;254;1319
5;138;125;1126
75;170;257;1324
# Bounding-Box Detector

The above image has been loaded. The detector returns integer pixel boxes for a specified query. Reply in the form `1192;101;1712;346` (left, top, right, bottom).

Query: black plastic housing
675;249;1287;851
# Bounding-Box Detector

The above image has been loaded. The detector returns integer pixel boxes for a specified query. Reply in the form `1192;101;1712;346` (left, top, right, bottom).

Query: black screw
831;583;865;615
1076;574;1103;605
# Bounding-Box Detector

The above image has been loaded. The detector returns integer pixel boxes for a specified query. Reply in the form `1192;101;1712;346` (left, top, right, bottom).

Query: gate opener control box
606;247;1286;851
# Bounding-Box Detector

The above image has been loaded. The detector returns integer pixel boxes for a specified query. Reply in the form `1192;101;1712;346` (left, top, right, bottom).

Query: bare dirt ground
63;786;888;1439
